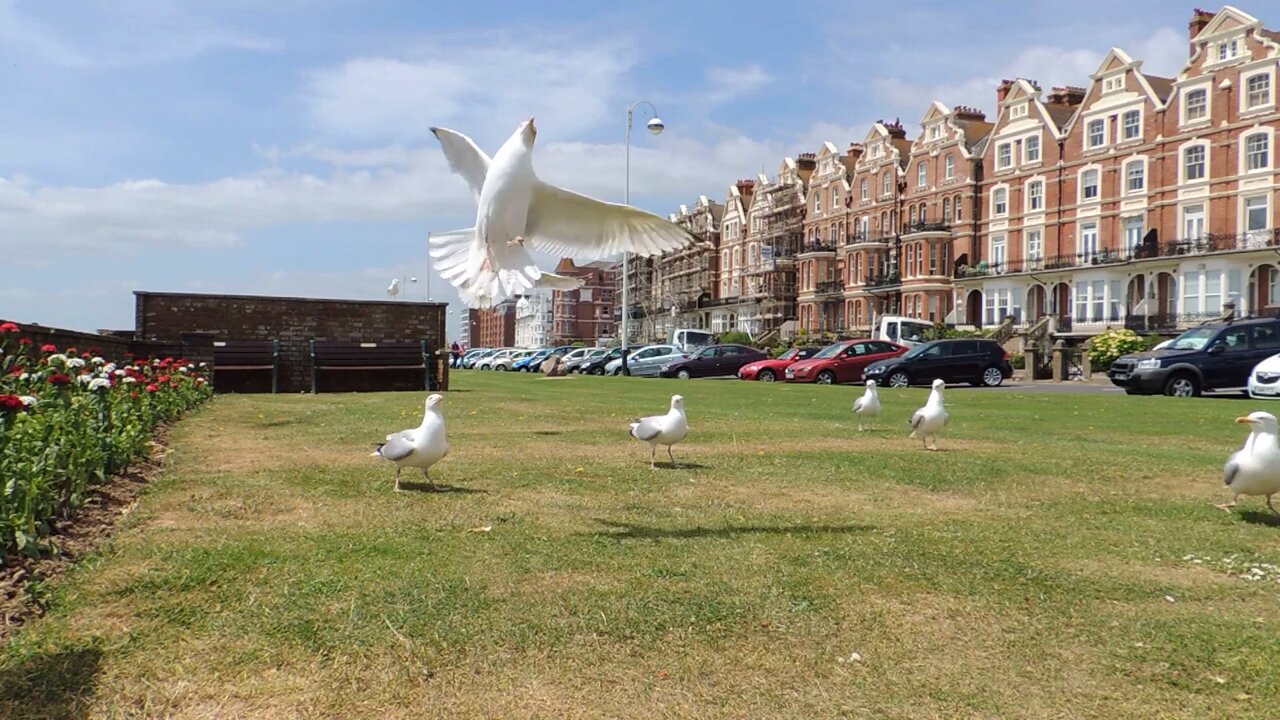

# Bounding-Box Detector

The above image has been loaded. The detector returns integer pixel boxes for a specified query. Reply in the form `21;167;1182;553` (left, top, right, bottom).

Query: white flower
104;363;116;373
122;376;137;384
178;366;189;373
46;353;67;364
76;374;93;385
113;369;126;377
19;373;29;381
18;396;37;407
92;356;105;365
199;362;208;368
67;358;86;369
88;377;111;391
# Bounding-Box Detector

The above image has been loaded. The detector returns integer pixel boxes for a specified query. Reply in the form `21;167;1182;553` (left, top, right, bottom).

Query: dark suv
861;338;1013;388
1108;317;1280;397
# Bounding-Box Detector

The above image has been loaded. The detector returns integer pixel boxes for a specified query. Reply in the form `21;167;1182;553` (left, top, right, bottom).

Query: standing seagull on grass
371;393;449;492
630;394;689;469
428;119;697;308
1218;411;1280;516
853;379;881;431
909;379;949;451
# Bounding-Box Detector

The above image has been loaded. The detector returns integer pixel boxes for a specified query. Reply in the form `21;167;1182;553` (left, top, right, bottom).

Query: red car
737;345;824;382
784;339;908;385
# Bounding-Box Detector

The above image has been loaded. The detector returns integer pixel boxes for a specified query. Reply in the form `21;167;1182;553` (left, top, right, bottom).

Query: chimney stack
1189;8;1215;56
735;179;755;197
796;152;818;172
846;142;864;159
952;105;986;122
1047;85;1087;106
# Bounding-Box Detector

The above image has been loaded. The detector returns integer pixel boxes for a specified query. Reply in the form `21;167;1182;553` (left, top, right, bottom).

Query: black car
580;347;624;375
658;344;770;379
1108;317;1280;397
862;338;1013;388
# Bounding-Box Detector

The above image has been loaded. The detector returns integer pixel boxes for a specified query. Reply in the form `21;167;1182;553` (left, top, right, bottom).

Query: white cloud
0;0;277;68
704;64;771;105
300;32;638;145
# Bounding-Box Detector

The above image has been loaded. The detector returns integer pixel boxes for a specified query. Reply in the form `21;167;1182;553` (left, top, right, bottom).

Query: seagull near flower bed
372;393;449;492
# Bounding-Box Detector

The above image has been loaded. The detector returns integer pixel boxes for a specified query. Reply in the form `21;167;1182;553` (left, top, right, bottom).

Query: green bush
1086;328;1160;371
1008;352;1026;370
0;324;212;558
718;330;753;346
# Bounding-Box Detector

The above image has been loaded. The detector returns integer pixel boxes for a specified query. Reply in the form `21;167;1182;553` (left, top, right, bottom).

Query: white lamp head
646;116;665;135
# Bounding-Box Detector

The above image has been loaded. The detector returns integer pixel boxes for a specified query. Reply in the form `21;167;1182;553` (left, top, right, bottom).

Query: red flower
0;322;18;333
134;359;149;366
145;384;158;393
157;374;170;383
0;394;25;412
40;344;57;353
130;391;138;399
8;366;24;376
18;338;32;346
47;373;72;386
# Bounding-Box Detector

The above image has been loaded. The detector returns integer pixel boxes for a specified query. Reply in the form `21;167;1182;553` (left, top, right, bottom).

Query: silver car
607;344;681;377
561;347;607;373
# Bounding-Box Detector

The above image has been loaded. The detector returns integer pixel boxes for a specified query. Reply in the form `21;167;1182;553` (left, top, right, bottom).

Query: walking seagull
629;394;689;469
1218;411;1280;516
853;379;881;431
427;119;696;308
908;379;949;451
371;393;449;491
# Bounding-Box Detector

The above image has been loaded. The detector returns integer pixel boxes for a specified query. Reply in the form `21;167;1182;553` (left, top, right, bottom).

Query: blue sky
0;0;1214;336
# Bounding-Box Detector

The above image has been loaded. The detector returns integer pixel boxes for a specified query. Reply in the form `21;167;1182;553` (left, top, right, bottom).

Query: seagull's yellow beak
1235;416;1255;424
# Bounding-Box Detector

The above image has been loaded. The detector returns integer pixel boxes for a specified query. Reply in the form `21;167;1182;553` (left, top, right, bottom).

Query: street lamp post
621;100;665;375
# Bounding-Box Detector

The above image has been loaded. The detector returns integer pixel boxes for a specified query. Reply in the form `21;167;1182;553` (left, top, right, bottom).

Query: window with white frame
992;187;1008;216
860;178;868;201
860;216;869;237
1217;38;1241;62
831;187;840;209
1183;204;1205;240
1184;145;1206;181
985;288;1014;325
944;154;955;179
1081;168;1099;201
997;143;1012;169
1182;268;1225;316
1010;103;1028;119
1025;135;1040;163
1124;216;1143;254
954;197;962;222
1025;229;1043;267
882;171;891;195
917;162;927;187
1079;222;1099;262
1246;73;1272;110
1087;119;1105;148
1103;75;1124;93
990;234;1006;271
1122;110;1141;140
1245;196;1269;245
942;197;951;222
1026;180;1044;212
1184;88;1208;122
1073;280;1110;323
1125;160;1144;193
814;194;821;214
928;125;940;140
1246;132;1269;171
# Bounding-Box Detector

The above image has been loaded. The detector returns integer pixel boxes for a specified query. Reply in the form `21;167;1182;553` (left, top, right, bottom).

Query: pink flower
0;322;18;333
40;344;57;353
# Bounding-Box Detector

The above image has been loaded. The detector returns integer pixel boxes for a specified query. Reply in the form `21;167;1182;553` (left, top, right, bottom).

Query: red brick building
473;300;517;348
553;259;618;344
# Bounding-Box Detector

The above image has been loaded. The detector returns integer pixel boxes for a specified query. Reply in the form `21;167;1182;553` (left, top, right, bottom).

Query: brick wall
0;320;211;366
473;301;516;347
134;291;447;393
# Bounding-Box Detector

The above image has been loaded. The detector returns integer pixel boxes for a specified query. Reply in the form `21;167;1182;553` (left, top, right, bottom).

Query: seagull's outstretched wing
373;430;415;461
525;180;697;259
536;272;587;290
430;127;490;200
630;416;663;442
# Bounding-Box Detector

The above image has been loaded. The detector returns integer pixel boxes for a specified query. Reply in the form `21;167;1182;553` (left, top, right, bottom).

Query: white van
878;315;934;348
670;328;715;353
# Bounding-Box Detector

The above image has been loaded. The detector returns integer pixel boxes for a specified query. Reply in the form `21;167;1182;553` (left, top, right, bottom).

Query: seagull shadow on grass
1238;510;1280;527
583;519;874;541
531;430;563;436
651;461;710;470
397;481;487;495
0;645;102;720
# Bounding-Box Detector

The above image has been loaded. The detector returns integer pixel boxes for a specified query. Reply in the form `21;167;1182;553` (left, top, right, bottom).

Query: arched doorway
1248;264;1280;316
1049;282;1071;317
1025;285;1046;321
965;289;983;327
1154;272;1177;318
1126;275;1147;315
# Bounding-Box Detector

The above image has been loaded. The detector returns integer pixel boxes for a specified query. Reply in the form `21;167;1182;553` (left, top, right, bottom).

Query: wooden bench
213;340;280;393
309;340;430;393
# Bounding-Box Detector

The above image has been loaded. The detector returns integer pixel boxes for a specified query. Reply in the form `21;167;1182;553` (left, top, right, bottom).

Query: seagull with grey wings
630;394;689;469
909;379;949;451
371;393;449;492
428;118;698;308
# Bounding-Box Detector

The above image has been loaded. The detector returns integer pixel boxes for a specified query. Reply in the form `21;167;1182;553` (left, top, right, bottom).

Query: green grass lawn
3;373;1280;719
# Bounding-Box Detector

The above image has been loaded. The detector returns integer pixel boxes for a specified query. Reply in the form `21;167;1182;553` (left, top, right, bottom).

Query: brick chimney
881;118;907;139
952;105;986;122
1189;8;1215;56
1047;85;1087;106
735;179;755;198
846;142;864;159
796;152;817;172
996;78;1016;105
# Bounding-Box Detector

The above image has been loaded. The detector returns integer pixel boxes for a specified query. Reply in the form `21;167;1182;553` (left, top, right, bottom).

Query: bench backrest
311;340;427;366
213;340;278;365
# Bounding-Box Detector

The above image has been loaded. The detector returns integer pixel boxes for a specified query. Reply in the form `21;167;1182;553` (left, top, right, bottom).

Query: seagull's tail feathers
430;227;541;308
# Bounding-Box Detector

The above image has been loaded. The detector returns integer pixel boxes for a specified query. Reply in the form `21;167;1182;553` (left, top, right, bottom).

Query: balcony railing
901;218;951;235
847;232;897;246
815;280;843;296
865;272;902;288
799;241;838;254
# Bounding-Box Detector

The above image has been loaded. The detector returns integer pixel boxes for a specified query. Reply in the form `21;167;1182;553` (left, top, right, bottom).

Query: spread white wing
525;180;696;259
430;127;490;200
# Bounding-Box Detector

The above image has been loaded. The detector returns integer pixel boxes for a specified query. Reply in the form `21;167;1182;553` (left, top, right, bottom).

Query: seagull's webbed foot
1212;500;1237;512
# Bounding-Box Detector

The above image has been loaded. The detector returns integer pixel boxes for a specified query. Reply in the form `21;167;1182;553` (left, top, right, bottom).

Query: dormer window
1103;75;1124;93
1009;103;1028;119
1217;37;1241;62
928;125;940;140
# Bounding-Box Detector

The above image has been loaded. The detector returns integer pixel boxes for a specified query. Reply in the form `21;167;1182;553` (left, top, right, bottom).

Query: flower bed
0;321;213;558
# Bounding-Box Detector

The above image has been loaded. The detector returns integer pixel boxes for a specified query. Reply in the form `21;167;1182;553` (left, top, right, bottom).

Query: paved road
984;381;1123;395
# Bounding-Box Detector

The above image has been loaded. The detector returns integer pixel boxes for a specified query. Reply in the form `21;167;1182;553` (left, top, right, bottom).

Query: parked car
738;345;825;382
658;344;769;379
561;347;606;373
580;347;624;375
458;348;490;368
475;348;518;370
1248;352;1280;400
491;349;536;371
1109;317;1280;397
862;338;1013;388
512;348;549;371
785;340;907;385
462;348;496;369
606;344;681;376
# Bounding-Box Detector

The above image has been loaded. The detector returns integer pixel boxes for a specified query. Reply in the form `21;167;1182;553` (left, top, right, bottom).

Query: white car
475;348;517;370
491;349;535;371
1248;352;1280;399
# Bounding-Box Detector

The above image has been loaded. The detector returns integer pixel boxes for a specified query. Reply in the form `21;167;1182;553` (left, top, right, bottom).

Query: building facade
653;196;723;342
797;143;853;333
474;299;517;348
514;291;553;348
553;259;618;344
